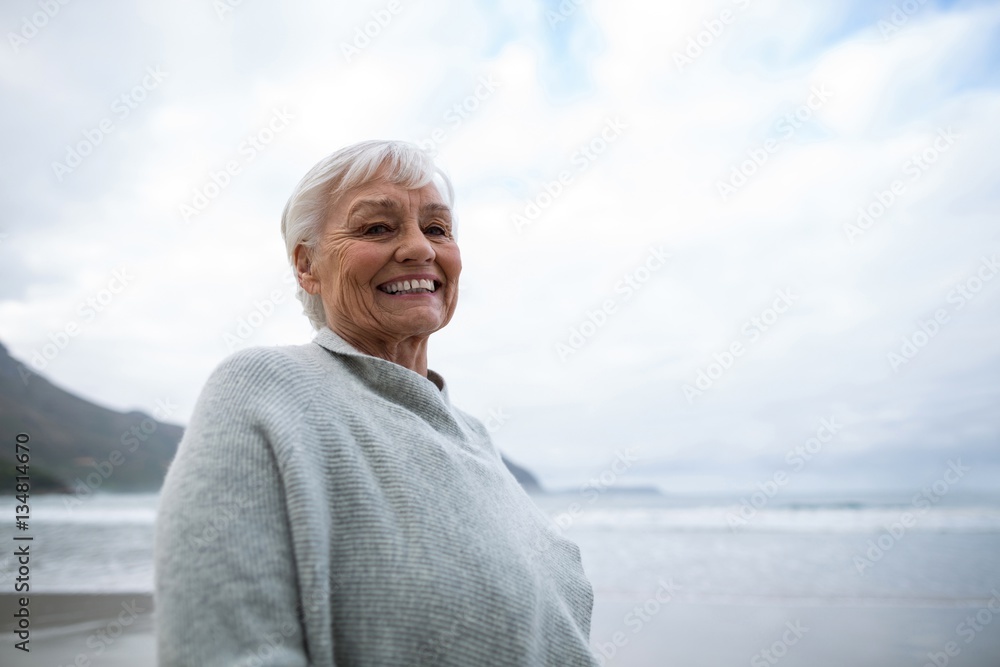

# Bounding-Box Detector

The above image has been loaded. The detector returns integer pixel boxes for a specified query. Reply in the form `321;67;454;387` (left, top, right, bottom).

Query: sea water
2;492;999;665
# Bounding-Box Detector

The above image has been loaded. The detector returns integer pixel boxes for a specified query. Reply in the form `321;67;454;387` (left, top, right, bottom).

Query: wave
545;505;1000;533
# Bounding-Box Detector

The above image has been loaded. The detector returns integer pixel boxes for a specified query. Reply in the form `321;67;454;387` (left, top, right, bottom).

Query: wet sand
1;593;155;667
590;593;1000;667
3;593;999;665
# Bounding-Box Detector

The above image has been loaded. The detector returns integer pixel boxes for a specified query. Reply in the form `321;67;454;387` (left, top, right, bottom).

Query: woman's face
297;174;462;345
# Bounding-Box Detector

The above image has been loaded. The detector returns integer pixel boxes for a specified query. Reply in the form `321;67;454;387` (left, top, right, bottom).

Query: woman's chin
379;312;448;338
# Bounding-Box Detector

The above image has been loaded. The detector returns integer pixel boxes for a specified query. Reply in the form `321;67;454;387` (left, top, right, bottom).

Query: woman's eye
364;223;390;235
425;225;447;236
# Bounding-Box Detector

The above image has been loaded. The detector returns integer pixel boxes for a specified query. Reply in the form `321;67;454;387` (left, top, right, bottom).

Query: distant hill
501;457;542;493
0;342;542;494
0;343;184;494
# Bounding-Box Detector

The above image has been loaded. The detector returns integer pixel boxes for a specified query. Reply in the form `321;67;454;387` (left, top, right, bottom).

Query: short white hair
280;140;456;331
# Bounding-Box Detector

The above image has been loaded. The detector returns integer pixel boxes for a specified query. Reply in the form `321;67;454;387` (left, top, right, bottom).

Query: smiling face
294;174;461;355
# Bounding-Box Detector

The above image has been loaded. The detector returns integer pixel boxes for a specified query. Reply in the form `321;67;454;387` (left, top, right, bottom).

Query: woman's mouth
377;278;441;295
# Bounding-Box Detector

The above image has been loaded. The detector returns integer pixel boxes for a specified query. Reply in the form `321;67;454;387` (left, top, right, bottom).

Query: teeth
381;278;438;294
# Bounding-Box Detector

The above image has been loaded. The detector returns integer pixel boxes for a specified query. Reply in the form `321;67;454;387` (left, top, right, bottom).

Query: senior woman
154;140;599;666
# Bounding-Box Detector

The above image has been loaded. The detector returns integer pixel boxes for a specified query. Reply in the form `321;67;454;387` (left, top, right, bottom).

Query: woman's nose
393;221;435;263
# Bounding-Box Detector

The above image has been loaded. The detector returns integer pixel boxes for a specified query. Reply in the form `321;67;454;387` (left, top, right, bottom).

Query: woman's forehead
347;195;451;219
337;179;447;214
323;179;450;230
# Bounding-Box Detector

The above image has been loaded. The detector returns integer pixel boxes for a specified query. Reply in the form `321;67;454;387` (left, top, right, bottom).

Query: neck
330;324;429;377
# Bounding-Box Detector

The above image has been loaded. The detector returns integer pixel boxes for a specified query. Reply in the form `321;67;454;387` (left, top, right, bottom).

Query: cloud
1;0;998;492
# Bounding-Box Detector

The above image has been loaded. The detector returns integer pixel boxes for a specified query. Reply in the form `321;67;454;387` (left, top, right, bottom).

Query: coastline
0;593;155;666
3;592;1000;666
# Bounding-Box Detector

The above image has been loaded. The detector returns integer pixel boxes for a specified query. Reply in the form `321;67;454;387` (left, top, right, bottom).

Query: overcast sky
2;0;998;495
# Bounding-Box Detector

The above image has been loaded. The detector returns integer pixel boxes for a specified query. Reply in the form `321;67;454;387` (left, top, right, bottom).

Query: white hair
280;140;456;331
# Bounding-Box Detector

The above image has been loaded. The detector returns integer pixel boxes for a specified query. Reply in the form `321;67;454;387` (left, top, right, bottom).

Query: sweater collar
312;326;451;403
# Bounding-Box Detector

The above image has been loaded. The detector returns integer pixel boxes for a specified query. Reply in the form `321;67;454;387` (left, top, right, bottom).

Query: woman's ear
294;244;321;295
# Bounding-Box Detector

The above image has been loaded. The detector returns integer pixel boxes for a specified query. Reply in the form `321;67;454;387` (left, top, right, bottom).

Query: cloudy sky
2;0;998;495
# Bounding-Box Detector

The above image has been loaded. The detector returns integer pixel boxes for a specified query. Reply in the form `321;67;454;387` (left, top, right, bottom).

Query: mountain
0;342;184;494
0;342;542;494
500;456;542;492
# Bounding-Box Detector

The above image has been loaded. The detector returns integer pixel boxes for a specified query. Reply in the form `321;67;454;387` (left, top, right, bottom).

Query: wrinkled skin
295;175;461;378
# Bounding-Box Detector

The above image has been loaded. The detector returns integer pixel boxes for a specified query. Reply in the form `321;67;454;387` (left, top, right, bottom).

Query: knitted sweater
154;327;599;666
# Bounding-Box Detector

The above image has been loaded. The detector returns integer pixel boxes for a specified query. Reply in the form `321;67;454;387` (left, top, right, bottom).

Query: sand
590;594;1000;667
1;593;155;667
3;593;999;666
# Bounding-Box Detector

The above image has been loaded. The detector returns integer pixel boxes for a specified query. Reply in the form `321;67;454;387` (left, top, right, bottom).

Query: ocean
3;492;1000;666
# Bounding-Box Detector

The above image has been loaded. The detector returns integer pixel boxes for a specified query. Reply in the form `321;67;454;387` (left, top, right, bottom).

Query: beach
2;493;999;665
1;593;155;667
590;596;1000;667
5;593;1000;666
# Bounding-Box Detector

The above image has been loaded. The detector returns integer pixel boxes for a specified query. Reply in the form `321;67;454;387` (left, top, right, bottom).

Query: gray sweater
154;327;598;666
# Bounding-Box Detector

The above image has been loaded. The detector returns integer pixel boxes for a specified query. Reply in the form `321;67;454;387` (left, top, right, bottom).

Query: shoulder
450;405;505;459
193;341;331;423
209;342;323;387
451;405;489;438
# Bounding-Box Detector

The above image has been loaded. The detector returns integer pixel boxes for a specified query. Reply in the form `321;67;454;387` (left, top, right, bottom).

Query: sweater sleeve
154;350;312;667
